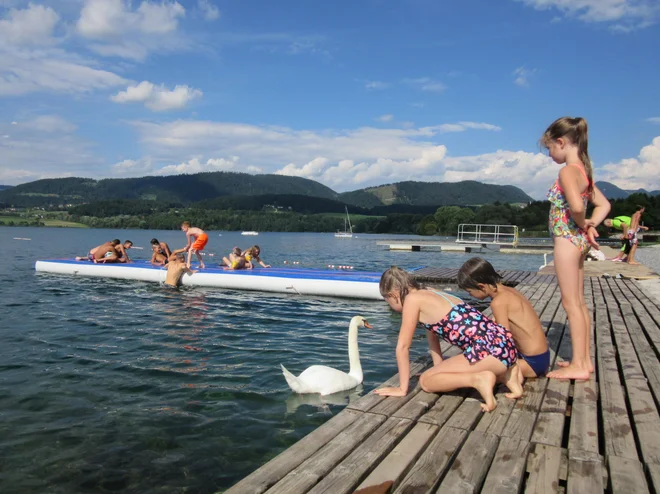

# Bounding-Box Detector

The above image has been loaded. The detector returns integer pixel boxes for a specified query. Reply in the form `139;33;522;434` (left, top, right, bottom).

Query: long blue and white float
34;259;383;300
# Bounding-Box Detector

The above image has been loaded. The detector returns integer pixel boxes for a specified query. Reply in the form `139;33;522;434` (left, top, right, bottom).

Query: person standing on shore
542;117;610;380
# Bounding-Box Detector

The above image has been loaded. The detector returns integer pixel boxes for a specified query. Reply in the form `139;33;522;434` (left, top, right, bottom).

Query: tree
434;206;476;235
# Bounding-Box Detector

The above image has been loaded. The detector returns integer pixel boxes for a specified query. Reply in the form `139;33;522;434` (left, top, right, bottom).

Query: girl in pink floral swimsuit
541;117;610;381
375;266;523;412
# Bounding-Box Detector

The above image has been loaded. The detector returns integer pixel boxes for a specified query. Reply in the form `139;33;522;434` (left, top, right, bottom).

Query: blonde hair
245;245;260;257
379;266;422;304
541;117;593;195
181;221;190;228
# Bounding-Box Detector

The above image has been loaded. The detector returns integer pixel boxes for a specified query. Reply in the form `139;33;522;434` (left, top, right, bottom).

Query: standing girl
376;266;523;412
542;117;610;380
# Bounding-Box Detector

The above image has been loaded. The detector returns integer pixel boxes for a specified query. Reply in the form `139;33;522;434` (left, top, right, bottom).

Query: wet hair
457;257;503;291
124;240;133;247
232;246;242;256
150;238;159;245
541;117;593;195
245;245;261;257
111;239;120;245
379;266;422;304
181;221;190;228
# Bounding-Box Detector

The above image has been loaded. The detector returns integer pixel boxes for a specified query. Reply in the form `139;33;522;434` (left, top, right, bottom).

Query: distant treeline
22;192;648;235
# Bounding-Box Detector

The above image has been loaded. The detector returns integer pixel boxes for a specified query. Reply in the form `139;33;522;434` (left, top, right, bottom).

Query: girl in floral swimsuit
375;266;523;412
541;117;610;381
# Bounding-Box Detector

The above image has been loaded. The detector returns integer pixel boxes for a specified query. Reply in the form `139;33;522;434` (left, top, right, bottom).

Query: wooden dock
226;273;660;494
376;240;553;255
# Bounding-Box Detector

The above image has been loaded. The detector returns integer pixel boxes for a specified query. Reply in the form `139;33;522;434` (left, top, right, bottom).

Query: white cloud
517;0;658;29
600;137;660;190
111;81;202;111
0;4;128;96
0;47;128;96
647;117;660;124
376;114;394;123
435;122;503;133
111;156;262;177
404;77;446;93
0;3;60;45
365;80;389;90
198;0;220;21
0;115;102;185
77;0;187;60
513;66;536;87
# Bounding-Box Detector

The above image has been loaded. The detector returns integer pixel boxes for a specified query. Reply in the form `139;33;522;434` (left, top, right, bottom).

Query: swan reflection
284;385;364;414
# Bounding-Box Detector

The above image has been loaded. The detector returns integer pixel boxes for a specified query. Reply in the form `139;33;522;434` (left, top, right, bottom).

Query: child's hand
374;386;406;397
586;225;600;250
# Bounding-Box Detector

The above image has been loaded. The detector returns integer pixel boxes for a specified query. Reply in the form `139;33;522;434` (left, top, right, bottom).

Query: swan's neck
348;320;362;381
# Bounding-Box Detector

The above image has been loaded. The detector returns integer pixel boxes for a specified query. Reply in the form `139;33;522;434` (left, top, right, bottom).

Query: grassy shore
0;216;88;228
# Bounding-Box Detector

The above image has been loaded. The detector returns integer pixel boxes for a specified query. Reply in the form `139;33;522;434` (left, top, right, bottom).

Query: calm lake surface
0;227;545;493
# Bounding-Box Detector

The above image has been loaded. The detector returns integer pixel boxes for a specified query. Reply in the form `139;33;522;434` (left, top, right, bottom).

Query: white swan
280;316;371;395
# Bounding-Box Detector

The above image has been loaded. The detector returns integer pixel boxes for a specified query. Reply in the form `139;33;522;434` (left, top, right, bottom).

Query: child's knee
419;372;433;392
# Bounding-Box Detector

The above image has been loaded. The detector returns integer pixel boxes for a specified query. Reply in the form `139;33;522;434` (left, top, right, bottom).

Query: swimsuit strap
432;290;463;308
566;163;590;183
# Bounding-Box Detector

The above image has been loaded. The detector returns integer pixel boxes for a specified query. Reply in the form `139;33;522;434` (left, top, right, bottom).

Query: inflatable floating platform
34;259;383;300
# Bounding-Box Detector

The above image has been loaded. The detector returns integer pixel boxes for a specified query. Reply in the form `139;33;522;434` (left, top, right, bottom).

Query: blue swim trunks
520;350;550;377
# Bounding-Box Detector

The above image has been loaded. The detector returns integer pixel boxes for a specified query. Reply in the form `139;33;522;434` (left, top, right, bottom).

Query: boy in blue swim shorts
458;258;550;380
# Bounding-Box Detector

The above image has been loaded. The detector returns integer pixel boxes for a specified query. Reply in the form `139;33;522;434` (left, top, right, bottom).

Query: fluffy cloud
77;0;187;60
647;117;660;124
0;115;102;184
0;3;59;45
0;4;127;95
375;114;394;123
198;0;220;21
600;137;660;190
111;156;262;177
404;77;446;93
517;0;658;29
111;81;202;111
513;66;537;87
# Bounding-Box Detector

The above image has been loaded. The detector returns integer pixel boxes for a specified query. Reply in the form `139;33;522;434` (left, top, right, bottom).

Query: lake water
0;227;545;493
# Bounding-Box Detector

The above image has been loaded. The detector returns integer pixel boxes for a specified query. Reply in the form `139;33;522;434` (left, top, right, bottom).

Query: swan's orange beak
364;320;372;329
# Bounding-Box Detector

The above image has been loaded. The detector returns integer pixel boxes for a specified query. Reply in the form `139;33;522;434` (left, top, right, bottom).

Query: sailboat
334;206;354;238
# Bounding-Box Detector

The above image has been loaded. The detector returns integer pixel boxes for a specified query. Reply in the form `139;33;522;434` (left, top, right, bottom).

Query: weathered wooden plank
473;387;516;436
225;409;362;494
355;422;438;492
608;456;649;494
480;437;530;494
525;443;563;494
481;437;531;494
347;359;429;413
392;426;467;494
569;380;599;455
307;416;414;494
418;393;464;427
436;431;499;493
646;463;660;494
531;412;566;448
266;413;387;494
443;397;485;431
566;450;604;494
391;390;439;421
592;279;639;461
623;378;660;465
501;377;547;441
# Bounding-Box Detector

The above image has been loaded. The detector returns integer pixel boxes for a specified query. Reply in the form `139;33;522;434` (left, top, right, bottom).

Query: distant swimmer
76;239;120;263
180;221;208;269
163;249;197;288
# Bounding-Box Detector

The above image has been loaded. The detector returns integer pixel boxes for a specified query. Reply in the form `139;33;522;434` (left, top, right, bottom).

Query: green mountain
597;181;660;199
339;180;533;207
0;173;338;208
1;173;534;209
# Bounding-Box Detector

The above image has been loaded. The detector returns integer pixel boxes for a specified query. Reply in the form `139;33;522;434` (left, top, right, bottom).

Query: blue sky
1;0;659;198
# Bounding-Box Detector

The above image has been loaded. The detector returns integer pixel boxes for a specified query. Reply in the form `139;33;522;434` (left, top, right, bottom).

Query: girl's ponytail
574;118;594;195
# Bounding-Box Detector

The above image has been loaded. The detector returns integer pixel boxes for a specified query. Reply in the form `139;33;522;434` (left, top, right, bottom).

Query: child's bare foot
557;360;594;373
547;364;591;380
199;263;205;269
627;260;640;265
474;371;497;412
504;364;524;399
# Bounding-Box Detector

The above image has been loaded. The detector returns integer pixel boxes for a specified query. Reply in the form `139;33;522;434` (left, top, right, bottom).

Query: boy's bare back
491;286;548;356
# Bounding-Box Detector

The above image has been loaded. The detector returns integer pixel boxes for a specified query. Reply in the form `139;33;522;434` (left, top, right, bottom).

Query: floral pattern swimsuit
547;164;590;254
422;292;518;368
